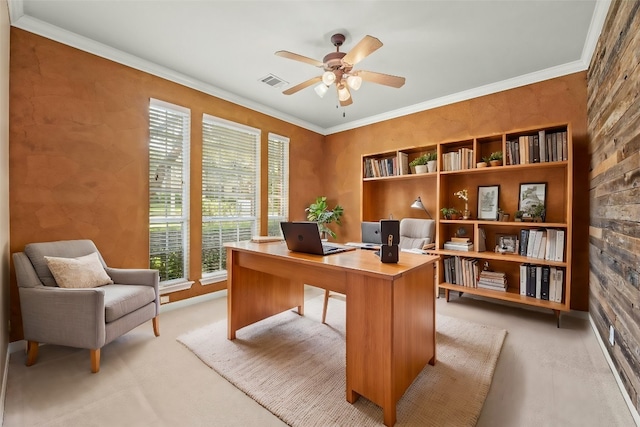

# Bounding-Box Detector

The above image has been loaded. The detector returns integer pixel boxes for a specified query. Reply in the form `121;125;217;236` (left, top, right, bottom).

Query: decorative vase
427;160;437;173
462;202;470;220
414;164;428;174
489;160;502;167
476;162;488;168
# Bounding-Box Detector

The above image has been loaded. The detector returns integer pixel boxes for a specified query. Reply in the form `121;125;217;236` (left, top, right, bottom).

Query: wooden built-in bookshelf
361;124;573;326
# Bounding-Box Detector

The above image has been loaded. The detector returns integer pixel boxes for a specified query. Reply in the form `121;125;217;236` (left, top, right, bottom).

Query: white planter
427;160;437;173
414;164;428;174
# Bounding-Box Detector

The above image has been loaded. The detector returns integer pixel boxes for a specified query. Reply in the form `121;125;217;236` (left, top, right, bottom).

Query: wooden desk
225;241;438;426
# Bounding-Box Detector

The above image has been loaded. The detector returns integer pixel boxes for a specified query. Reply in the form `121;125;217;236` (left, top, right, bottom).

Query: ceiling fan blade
275;50;324;68
282;76;323;95
357;70;406;88
342;35;383;67
337;85;353;107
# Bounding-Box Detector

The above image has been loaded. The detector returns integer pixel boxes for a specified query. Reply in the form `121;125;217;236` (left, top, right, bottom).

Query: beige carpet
178;296;507;426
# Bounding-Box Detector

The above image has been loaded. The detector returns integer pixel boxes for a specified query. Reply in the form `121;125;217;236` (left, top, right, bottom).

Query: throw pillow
44;252;114;288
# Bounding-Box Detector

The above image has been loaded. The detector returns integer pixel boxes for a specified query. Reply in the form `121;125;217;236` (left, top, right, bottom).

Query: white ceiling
9;1;609;135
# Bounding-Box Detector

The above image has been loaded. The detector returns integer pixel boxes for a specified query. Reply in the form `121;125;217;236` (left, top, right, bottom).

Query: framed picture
477;185;499;220
519;182;547;217
495;233;518;254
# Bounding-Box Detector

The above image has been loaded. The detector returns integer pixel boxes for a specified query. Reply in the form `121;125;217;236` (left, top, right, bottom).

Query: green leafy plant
425;152;437;162
409;154;429;167
440;207;460;220
489;151;503;161
526;204;545;221
305;196;344;239
514;210;524;220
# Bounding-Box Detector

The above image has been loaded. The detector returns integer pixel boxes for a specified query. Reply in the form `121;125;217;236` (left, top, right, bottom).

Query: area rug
177;296;506;426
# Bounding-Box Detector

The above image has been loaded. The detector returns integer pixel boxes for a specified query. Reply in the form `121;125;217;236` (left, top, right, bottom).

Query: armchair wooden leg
322;289;330;324
90;349;100;373
152;316;160;337
26;341;38;367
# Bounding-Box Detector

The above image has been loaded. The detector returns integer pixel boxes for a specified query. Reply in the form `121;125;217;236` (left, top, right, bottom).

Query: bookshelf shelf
361;123;573;326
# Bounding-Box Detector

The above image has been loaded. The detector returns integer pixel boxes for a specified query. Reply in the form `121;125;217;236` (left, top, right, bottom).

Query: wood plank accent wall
8;28;324;341
325;72;590;311
587;0;640;414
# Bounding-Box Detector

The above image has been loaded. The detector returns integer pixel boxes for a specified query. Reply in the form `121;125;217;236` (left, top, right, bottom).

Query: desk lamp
410;196;432;219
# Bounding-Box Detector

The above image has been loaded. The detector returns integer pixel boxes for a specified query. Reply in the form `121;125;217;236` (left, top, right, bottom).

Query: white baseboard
589;315;640;426
0;343;10;426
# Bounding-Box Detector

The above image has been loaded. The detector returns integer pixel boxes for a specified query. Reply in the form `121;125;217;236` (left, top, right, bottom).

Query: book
520;264;528;295
451;237;471;243
444;242;473;251
539;130;546;162
398;152;409;175
519;229;529;256
251;236;284;243
527;265;536;297
555;230;565;262
535;265;542;298
555;268;564;302
526;230;538;257
541;266;550;300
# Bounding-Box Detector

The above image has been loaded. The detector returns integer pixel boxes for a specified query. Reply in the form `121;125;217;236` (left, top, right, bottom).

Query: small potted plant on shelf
525;204;545;222
488;151;503;167
305;196;344;240
477;156;489;168
440;207;460;220
425;152;438;173
514;210;524;222
409;154;429;174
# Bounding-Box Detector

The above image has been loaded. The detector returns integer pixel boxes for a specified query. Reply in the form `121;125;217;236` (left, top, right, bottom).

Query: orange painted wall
324;72;590;310
9;28;324;340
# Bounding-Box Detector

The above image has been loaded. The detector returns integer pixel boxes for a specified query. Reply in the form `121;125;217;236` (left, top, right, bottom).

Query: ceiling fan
275;33;406;107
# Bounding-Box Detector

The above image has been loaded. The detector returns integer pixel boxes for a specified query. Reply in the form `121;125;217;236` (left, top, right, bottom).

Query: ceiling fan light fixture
347;75;362;91
314;83;329;98
322;71;336;86
337;84;351;102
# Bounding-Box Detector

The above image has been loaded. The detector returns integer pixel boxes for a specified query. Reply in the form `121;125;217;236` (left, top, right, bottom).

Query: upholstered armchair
13;239;160;373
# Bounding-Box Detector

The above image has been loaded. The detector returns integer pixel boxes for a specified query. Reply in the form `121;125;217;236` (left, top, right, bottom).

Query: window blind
202;115;260;276
149;99;190;284
267;133;289;236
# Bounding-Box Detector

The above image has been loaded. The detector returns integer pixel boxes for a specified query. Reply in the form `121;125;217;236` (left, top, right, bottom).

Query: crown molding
9;14;325;135
325;59;588;135
9;0;611;137
7;0;24;24
581;0;612;68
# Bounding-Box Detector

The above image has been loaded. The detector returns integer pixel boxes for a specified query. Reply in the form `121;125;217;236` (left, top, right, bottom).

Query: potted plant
440;207;460;220
305;196;344;240
409;154;429;174
477;156;489;168
425;152;438;173
526;204;545;222
514;210;524;222
489;151;503;167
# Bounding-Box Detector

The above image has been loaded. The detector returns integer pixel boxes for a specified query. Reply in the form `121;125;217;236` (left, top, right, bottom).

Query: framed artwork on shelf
495;233;518;254
519;182;547;219
477;185;500;220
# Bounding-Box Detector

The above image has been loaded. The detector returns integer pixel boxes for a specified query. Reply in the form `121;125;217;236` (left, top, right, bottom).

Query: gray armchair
13;239;160;373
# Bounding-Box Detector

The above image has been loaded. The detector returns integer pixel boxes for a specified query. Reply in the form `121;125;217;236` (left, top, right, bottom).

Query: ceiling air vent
259;74;288;89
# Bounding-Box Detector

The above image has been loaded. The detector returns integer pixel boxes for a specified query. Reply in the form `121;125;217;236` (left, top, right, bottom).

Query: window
149;99;190;285
202;115;260;280
267;133;289;236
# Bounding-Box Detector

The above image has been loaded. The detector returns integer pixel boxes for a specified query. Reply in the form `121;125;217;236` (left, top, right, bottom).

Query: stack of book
443;237;473;251
477;270;507;292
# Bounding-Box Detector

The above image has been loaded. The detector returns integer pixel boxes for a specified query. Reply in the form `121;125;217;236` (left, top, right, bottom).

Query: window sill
159;280;195;295
200;272;227;286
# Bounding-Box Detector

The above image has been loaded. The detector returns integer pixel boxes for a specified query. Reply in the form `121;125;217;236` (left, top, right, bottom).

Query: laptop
280;222;355;256
361;221;382;244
